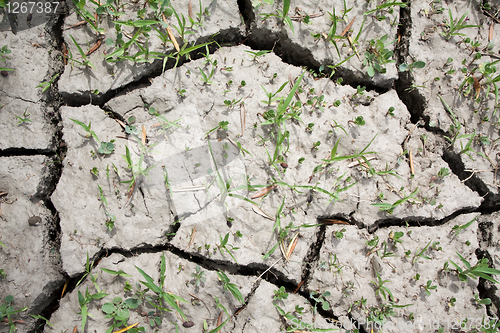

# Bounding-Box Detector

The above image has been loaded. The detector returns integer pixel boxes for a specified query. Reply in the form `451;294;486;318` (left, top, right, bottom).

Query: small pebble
1;71;8;77
183;321;194;328
28;216;42;226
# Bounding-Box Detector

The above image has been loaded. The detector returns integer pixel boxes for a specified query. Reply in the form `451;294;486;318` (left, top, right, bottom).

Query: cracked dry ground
2;0;500;332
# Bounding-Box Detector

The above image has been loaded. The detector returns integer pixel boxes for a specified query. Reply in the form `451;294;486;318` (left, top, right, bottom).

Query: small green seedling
191;265;206;287
244;49;271;61
30;314;54;328
15;108;32;125
363;35;395;77
309;291;331;312
366;235;380;254
328;253;344;275
421;280;437;296
223;98;242;107
437;167;450;178
451;216;476;236
121;146;156;196
399;60;425;72
97;185;116;231
334;228;346;239
449;252;500;284
371;272;393;301
363;1;406;16
273;286;289;301
456;130;485;160
473;293;491;308
431;241;442;251
102;297;141;333
76;252;94;287
311;140;321;150
98;141;116;155
218;232;239;263
36;73;60;92
217;270;244;304
372;188;418;214
412;239;433;264
350;116;365;126
261;81;288;106
259;0;294;33
198;66;215;84
78;286;109;332
352;85;366;98
135;253;188;320
0;45;14;72
91;167;99;177
323;7;345;58
274;304;316;331
100;268;132;281
441;9;480;41
388;231;404;248
206;120;229;137
0;295;27;333
70;118;114;155
379;241;397;259
69;35;96;70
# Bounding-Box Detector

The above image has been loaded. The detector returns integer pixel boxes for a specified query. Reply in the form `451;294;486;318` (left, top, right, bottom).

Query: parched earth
1;0;500;332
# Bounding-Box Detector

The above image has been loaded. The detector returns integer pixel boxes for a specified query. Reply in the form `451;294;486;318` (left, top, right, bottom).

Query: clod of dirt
28;215;42;226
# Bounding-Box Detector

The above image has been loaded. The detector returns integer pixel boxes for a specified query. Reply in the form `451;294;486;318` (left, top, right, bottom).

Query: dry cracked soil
1;0;500;332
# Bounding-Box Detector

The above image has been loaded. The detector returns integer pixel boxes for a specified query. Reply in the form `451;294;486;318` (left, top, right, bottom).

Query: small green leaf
102;303;116;314
413;61;425;68
399;63;409;72
367;65;375;77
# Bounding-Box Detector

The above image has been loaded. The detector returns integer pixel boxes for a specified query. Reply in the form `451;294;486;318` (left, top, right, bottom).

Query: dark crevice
393;0;431;127
234;279;260;319
237;0;254;32
55;241;300;296
27;277;67;333
442;149;500;213
294;222;365;333
60;28;246;107
477;220;500;319
318;214;365;229
99;104;128;126
0;148;57;157
300;224;326;292
367;206;480;234
26;8;69;333
244;24;390;93
393;0;500;215
330;67;391;95
50;239;341;322
62;74;153;107
475;248;500;319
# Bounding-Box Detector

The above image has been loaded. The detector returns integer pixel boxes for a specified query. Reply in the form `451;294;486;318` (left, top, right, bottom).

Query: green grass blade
135;266;161;293
70;35;86;59
277;71;305;115
163;293;187;320
282;0;290;16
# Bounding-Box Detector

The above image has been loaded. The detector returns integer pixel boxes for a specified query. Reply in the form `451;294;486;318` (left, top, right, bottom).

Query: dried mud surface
1;0;500;332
